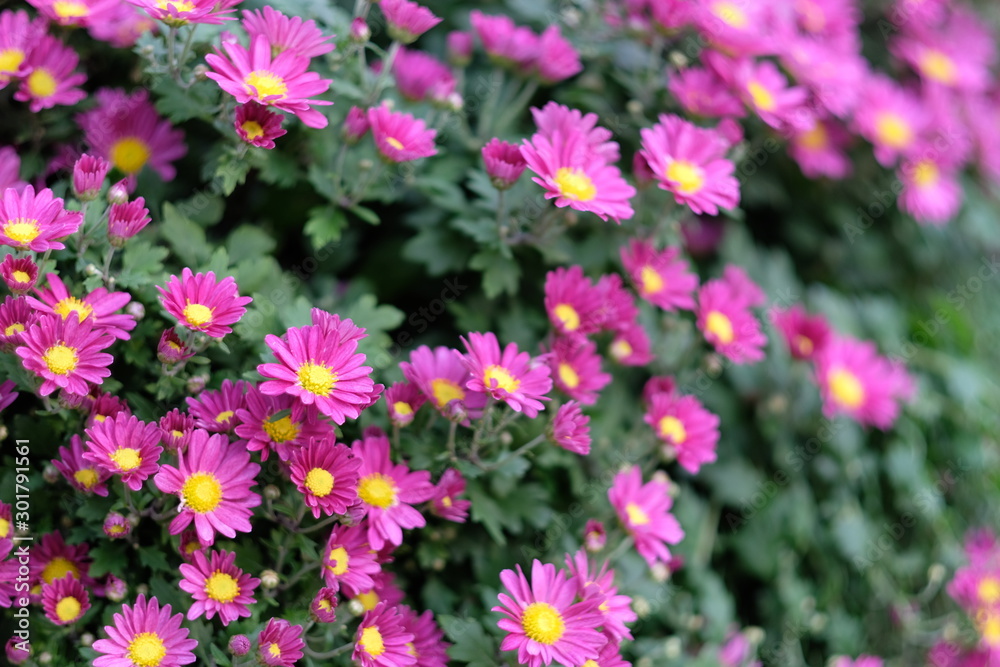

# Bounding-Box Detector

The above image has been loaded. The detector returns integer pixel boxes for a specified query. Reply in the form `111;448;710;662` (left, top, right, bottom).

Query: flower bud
72;154;111;201
350;17;371;43
228;635;251;656
260;569;280;589
107;179;130;205
126;302;145;321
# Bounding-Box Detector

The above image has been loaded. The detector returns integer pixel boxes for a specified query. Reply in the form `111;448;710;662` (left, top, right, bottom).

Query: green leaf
161;202;210;266
138;546;171;573
470;250;521;298
350;204;381;225
304;206;348;248
118;240;168;288
227;225;277;264
439;615;498;667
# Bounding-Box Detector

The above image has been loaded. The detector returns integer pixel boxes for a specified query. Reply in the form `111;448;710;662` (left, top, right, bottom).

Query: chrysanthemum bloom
493;559;605;667
127;0;240;27
77;88;187;180
367;104;438;163
257;618;304;667
400;606;450;667
87;392;130;428
429;468;470;522
243;6;335;60
543;266;606;338
1;254;37;295
258;323;377;424
814;336;915;429
0;10;47;88
86;3;155;48
639;114;739;216
384;381;426;427
947;565;1000;615
157;268;252;338
72;154;111;201
667;65;746;118
609;467;684;568
206;35;333;129
0;185;83;252
310;307;369;346
0;502;11;541
530;102;620;163
550;401;591;455
400;345;488;420
234;387;333;461
898;152;963;225
730;58;811;131
0;379;17;413
694;1;774;56
13;35;86;112
41;574;90;626
482;138;528;190
159;408;196;452
234;102;287;150
583;519;606;552
392;47;455;103
789;118;853;180
892;17;993;92
322;524;381;595
92;594;197;667
27;272;136;340
462;331;553;417
772;305;830;360
352;428;435;550
178;549;259;626
546;337;610;405
535;25;582;84
32;531;92;586
186;378;249;434
348;569;407;613
107;197;151;247
565;550;636;642
644;392;721;473
469;11;539;69
103;512;131;539
446;30;473;65
154;429;261;546
83;413;163;492
696;272;767;364
26;0;119;27
157;328;195;365
380;0;442;44
16;314;115;396
343;106;371;144
353;602;416;667
289;441;360;518
521;129;636;223
608;323;655;367
853;75;928;167
621;240;698;311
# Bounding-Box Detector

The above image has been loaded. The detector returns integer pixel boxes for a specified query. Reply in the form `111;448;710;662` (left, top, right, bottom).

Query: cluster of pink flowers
932;528;1000;663
0;9;86;113
467;11;582;84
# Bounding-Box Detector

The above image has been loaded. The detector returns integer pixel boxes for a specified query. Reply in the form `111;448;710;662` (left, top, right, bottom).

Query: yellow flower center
205;571;240;603
5;322;25;336
181;472;223;513
658;416;687;444
828;367;864;409
26;68;57;99
713;1;748;27
241;120;264;140
625;502;650;526
558;362;580;389
610;339;632;361
639;266;664;294
978;577;1000;605
157;0;197;12
747;80;776;112
41;557;79;584
268;643;281;658
4;218;41;245
318;598;334;611
392;401;413;417
360;626;386;657
263;415;300;443
128;632;167;667
919;50;956;85
521;602;566;645
245;70;288;100
386;137;405;151
553;167;596;202
110;137;152;174
583;661;600;667
981;611;1000;645
665;160;705;195
11;270;30;283
794;335;814;356
798;123;828;150
94;415;108;423
430;378;465;407
110;447;142;471
0;517;8;538
55;595;82;623
553;303;580;331
327;546;350;576
55;297;94;323
358;589;380;610
108;524;126;535
874;113;913;150
43;344;79;375
0;49;25;75
912;160;938;188
73;468;99;489
182;302;213;327
214;410;234;424
483;364;520;393
441;496;453;507
53;1;89;18
297;362;338;397
171;429;184;438
304;468;335;497
705;310;734;345
358;473;397;509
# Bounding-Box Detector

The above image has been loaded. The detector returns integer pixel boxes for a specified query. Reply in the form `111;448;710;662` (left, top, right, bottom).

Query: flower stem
479;433;546;472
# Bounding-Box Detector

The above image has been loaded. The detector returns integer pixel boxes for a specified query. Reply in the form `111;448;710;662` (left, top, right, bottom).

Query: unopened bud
126;302;145;321
135;584;149;596
107;179;129;204
38;652;52;664
192;64;209;80
264;484;281;500
43;464;60;484
228;635;251;656
80;633;95;647
186;375;208;395
260;569;280;589
350;17;371;43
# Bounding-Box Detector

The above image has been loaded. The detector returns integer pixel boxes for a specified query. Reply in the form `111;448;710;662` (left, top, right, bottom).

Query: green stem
491;79;538;136
305;642;355;660
365;40;400;106
479;433;546;472
166;26;178;77
495;189;507;234
475;71;505;143
177;25;199;80
101;247;115;285
300;514;340;535
446;420;458;462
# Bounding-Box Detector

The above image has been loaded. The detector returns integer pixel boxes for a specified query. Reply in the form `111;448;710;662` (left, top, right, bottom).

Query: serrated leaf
161;202;210;265
227;225;277;264
350;204;380;225
439;615;498;667
470;250;520;297
118;240;168;288
304;205;348;248
138;546;171;573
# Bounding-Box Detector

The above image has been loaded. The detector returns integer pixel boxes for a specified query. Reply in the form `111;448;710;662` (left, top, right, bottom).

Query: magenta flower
1;296;38;351
621;239;699;311
16;314;115;397
1;185;83;252
14;35;86;112
789;118;853;180
384;381;426;427
157;268;252;338
469;11;539;69
31;531;92;586
400;606;450;667
234;386;333;462
493;559;605;667
0;11;46;88
668;65;745;118
352;428;435;550
206;34;333;129
694;2;774;56
546;337;610;405
898;153;963;225
186;378;249;434
482;138;528;190
354;602;417;667
462;331;553;417
87;4;155;47
322;523;382;596
179;549;259;625
732;58;812;131
83;414;162;492
344;105;371;143
77;88;187;180
367;104;437;163
159;408;197;452
639;114;739;216
892;16;994;92
157;328;195;365
430;468;470;522
258;322;377;424
583;520;606;552
550;401;591;455
609;323;655;367
0;379;18;413
310;587;338;623
127;0;240;27
644;392;721;474
696;269;767;364
242;6;335;60
27;273;135;340
853;75;928;167
92;595;198;667
289;440;360;518
400;345;488;420
392;47;455;103
543;266;606;338
257;618;304;667
772;305;830;361
831;658;884;667
235;102;287;149
349;569;406;613
380;0;442;44
88;393;131;429
565;550;636;642
609;467;684;568
72;154;111;201
103;512;131;539
41;574;90;625
1;254;37;295
26;0;119;27
535;25;581;84
0;147;26;194
107;197;151;246
154;429;261;546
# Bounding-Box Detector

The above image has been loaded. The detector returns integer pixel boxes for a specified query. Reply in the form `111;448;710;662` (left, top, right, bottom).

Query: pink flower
535;26;581;84
83;413;163;492
897;152;963;225
92;595;197;666
107;197;151;246
696;268;767;364
482;138;528;190
668;65;746;118
644;392;721;474
367;103;438;162
546;337;610;405
469;11;539;69
550;401;591;455
564;550;637;642
0;379;17;413
789;118;853;179
462;331;553;417
205;35;333;129
344;105;371;143
54;434;110;496
27;273;135;340
594;274;639;333
157;329;195;365
853;75;928;167
392;47;455;103
639;114;739;215
0;295;39;351
831;658;884;667
354;602;417;667
399;606;450;667
892;13;994;91
86;3;154;47
289;440;360;518
0;185;83;252
159;408;197;452
322;524;382;596
609;323;655;367
310;587;338;623
72;154;111;201
583;520;605;551
127;0;240;26
384;381;425;427
400;345;488;421
1;254;37;295
781;40;865;119
257;618;304;667
103;512;131;539
16;314;115;396
178;549;259;625
447;30;473;65
352;428;435;550
431;468;470;522
234;386;332;461
380;0;442;43
731;57;812;131
41;574;90;625
157;268;252;338
620;240;698;311
694;2;775;56
772;305;830;360
493;559;605;667
544;266;606;338
186;378;248;434
235;102;287;149
609;467;684;568
15;37;86;112
242;6;335;59
0;11;47;88
31;531;92;587
154;429;261;546
29;0;126;27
